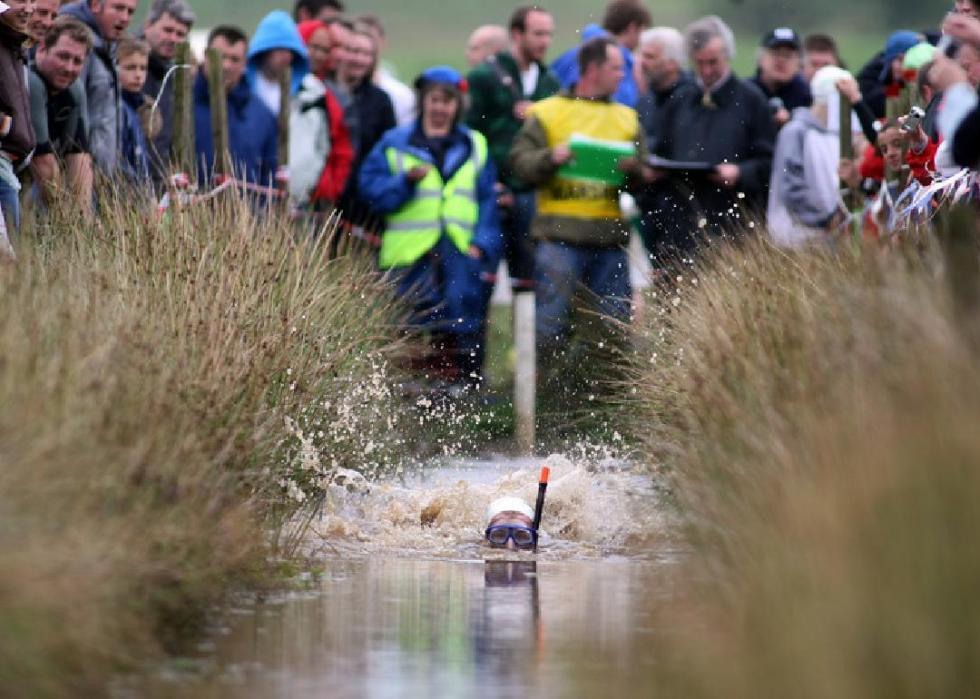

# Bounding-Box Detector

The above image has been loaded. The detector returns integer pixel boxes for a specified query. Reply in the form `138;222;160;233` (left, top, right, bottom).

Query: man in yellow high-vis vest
510;36;653;372
358;66;502;391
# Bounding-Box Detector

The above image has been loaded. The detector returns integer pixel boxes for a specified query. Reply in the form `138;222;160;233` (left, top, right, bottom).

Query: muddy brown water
114;454;683;698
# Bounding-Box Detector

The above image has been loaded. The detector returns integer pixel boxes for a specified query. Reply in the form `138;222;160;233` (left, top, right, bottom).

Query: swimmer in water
484;496;538;550
485;468;550;551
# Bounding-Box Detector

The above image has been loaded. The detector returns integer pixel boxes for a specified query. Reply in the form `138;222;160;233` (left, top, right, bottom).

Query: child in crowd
840;117;938;235
116;37;160;184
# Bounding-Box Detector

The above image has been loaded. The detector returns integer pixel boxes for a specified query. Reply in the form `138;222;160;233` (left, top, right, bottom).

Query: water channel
117;454;683;698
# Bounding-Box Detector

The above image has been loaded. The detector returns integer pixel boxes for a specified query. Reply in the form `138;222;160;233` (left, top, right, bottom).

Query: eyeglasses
485;525;537;549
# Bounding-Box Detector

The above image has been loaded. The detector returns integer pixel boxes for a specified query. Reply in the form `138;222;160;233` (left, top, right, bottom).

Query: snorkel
532;467;550;553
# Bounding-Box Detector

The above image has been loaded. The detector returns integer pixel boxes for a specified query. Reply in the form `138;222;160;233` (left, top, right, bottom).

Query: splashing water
302;452;675;561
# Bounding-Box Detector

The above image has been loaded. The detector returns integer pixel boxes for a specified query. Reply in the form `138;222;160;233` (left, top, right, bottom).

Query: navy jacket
750;71;813;111
120;90;152;183
193;72;277;186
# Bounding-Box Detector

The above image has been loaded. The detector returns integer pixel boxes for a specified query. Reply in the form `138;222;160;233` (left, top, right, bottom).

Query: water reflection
473;561;542;688
123;556;681;698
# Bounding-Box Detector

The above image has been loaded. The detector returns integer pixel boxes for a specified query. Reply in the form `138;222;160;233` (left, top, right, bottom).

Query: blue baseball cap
415;65;466;91
880;31;921;81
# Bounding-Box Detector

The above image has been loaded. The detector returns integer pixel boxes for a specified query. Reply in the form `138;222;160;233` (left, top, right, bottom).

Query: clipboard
647;155;716;172
558;133;637;186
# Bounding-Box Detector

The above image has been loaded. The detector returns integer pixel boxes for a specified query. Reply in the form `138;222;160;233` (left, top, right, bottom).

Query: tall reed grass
630;232;980;697
0;193;405;696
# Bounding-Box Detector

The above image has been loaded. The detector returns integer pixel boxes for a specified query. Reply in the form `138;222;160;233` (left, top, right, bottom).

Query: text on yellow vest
527;95;639;220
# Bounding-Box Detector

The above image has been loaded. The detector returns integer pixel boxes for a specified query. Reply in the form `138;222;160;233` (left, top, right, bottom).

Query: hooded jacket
60;1;121;174
767;107;839;247
246;10;309;106
193;72;278;187
358;122;502;262
0;20;34;164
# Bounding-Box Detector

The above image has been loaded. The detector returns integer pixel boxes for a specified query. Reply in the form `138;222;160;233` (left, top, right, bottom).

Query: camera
901;106;926;134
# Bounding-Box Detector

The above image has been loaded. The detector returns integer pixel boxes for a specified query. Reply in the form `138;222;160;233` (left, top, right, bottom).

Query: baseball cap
415;65;466;92
880;31;921;80
762;27;801;51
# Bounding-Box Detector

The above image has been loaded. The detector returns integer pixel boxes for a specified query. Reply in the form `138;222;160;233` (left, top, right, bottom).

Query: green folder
558;133;637;186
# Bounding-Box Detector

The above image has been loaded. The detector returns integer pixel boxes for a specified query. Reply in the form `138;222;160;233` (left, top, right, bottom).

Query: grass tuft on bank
630;231;980;697
0;192;406;696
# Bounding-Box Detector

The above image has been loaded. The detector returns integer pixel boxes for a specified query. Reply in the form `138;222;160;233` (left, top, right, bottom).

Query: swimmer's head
485;496;536;550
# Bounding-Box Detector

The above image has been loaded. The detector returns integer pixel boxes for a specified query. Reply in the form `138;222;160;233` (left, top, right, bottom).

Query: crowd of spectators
2;0;980;393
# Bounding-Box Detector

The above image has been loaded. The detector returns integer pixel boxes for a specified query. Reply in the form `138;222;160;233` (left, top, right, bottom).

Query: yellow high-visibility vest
527;95;639;220
381;132;488;269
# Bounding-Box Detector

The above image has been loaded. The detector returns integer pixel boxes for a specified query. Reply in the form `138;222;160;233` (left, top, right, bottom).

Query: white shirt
254;74;282;117
520;63;540;97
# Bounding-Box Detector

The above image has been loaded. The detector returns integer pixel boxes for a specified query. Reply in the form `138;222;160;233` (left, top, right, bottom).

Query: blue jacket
358;122;502;262
551;25;639;108
60;1;121;173
120;90;152;183
246;10;309;97
193;72;278;186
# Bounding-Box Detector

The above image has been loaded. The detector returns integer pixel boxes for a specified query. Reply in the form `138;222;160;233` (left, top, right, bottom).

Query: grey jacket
767;107;840;247
61;1;121;174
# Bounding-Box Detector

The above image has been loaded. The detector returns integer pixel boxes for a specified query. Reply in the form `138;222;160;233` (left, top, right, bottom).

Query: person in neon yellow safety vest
358;65;503;390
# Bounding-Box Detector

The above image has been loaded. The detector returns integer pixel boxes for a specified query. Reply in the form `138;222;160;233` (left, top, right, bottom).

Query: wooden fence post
171;42;196;185
206;48;229;179
838;91;858;216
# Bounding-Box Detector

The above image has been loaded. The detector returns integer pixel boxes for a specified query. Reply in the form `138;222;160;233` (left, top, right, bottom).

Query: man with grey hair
141;0;195;180
635;26;691;257
650;14;774;257
636;26;689;146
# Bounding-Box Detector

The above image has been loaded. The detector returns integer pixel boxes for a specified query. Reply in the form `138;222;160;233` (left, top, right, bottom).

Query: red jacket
312;86;353;204
859;139;938;186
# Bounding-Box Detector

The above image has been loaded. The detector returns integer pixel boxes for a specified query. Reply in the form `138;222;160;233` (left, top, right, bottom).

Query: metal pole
514;291;536;453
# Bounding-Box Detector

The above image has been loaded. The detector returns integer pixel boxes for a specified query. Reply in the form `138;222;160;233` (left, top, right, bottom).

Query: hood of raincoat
246;10;309;96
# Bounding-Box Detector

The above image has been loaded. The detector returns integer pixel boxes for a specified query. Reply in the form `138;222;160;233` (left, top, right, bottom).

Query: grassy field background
139;0;941;82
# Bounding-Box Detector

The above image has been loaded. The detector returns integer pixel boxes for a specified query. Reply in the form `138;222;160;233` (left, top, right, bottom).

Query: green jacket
466;51;560;190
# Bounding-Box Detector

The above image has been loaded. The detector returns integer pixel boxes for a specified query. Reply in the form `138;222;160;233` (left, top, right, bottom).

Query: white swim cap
486;496;534;521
